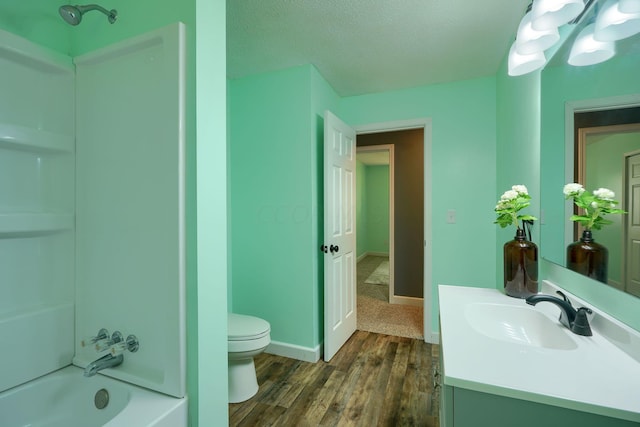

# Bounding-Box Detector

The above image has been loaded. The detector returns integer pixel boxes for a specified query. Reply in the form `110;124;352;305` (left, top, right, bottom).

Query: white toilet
227;313;271;403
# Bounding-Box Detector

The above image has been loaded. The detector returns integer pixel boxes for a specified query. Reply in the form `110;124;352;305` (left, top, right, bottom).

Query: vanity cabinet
438;284;640;427
438;380;637;427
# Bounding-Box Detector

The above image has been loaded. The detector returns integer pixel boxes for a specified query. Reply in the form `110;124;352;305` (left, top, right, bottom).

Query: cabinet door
452;388;638;427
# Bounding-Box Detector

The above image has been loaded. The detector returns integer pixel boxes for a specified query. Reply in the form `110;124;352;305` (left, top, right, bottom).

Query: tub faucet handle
80;328;110;349
109;334;140;356
94;331;123;352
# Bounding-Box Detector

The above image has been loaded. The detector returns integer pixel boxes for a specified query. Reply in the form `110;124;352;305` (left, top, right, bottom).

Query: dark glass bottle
567;230;608;284
504;228;539;298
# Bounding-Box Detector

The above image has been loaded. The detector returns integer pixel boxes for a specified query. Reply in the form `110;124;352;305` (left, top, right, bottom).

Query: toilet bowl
227;313;271;403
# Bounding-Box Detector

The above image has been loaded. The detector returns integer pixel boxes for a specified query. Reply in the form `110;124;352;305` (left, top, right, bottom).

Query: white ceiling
227;0;531;96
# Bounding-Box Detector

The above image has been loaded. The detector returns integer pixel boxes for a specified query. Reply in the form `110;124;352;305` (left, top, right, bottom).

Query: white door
626;152;640;296
323;110;357;361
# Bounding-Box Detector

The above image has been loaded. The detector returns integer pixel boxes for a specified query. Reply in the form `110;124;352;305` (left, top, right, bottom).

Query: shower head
58;4;117;26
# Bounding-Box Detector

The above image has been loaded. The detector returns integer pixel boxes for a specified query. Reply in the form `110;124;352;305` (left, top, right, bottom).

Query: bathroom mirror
539;0;640;298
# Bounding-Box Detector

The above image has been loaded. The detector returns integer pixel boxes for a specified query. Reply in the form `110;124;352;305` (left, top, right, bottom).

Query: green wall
0;0;71;53
357;164;390;255
0;1;229;425
365;165;390;254
495;58;541;288
229;64;339;351
340;77;498;330
356;160;367;258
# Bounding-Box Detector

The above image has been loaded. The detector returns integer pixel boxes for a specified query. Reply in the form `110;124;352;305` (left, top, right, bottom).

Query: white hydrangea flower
501;190;518;201
512;185;528;195
591;201;599;209
593;188;615;201
563;183;584;196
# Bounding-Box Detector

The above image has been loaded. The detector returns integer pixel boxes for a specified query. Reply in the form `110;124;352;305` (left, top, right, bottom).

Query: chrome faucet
84;352;124;377
82;328;140;377
525;291;593;336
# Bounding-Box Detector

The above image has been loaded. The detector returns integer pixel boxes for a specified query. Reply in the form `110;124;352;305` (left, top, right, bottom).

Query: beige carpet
357;256;423;340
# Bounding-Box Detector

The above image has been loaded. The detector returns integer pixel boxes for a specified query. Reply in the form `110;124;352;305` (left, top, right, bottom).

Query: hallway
357;255;423;339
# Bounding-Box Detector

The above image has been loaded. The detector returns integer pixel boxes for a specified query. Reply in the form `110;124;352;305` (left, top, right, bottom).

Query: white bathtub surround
0;366;187;427
1;20;187;415
0;29;75;393
0;303;74;392
72;23;187;398
439;281;640;424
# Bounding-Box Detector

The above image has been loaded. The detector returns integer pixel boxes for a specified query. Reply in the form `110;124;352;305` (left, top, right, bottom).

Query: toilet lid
228;313;270;340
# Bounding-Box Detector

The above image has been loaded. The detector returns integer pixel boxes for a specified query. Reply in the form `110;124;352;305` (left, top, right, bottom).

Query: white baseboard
425;330;440;345
265;340;320;363
367;251;389;257
357;251;389;262
390;295;423;307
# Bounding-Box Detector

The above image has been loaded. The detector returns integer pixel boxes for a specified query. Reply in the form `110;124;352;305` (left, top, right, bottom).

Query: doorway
355;126;427;340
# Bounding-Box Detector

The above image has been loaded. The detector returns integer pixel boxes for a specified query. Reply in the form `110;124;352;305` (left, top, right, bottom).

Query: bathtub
0;365;187;427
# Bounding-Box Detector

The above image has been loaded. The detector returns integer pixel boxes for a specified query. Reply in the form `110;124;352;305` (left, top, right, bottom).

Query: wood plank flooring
229;331;440;426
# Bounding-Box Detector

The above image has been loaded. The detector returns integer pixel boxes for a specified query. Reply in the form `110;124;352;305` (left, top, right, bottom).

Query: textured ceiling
227;0;531;96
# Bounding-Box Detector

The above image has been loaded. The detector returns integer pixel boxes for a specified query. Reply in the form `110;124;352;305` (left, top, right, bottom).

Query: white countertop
439;282;640;423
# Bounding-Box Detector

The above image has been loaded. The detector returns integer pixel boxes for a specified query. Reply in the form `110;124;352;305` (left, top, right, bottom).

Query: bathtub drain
94;388;109;410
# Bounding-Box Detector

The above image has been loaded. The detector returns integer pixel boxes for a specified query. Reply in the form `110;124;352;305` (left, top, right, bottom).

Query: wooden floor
229;330;440;426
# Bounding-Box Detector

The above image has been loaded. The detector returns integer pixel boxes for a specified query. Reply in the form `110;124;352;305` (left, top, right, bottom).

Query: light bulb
619;0;640;14
594;0;640;41
515;13;560;55
508;42;546;76
569;23;616;66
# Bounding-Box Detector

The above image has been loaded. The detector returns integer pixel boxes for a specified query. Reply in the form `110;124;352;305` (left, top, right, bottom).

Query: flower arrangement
494;185;537;230
563;183;626;230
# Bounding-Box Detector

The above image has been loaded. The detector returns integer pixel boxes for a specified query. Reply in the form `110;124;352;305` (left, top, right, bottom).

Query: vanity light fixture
515;13;561;54
593;0;640;41
530;0;586;30
508;41;547;76
619;0;640;13
568;23;616;65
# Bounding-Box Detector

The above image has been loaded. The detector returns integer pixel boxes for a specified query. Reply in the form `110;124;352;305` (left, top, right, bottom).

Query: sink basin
465;303;577;350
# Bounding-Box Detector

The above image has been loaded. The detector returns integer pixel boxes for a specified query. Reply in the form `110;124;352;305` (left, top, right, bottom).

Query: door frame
356;144;395;301
624;149;640;295
355;118;435;344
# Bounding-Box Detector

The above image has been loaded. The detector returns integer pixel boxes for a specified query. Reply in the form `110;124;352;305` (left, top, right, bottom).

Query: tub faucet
84;353;123;377
525;291;592;336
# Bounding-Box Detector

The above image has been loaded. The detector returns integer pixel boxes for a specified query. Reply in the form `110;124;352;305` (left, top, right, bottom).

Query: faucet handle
570;307;593;336
108;334;140;356
80;328;110;349
94;331;123;352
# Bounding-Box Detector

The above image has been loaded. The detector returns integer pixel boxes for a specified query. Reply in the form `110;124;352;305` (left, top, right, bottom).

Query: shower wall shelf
0;124;74;154
0;213;74;236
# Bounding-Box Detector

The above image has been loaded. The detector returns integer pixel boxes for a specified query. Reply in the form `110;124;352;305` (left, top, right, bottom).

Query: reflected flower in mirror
563;183;626;230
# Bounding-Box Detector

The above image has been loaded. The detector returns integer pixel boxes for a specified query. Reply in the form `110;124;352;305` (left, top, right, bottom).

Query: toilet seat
228;313;270;341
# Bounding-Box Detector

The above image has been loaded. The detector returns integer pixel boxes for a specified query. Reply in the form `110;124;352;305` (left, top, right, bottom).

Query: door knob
330;244;339;254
